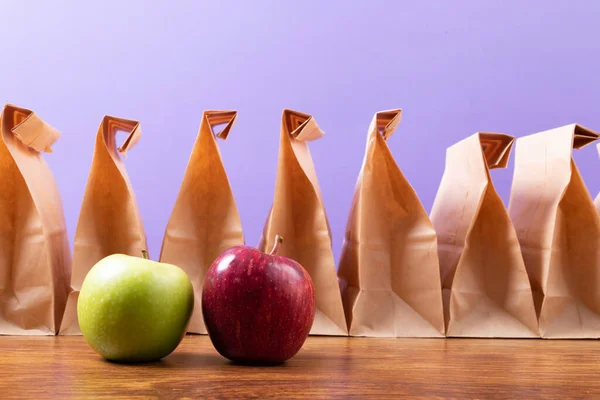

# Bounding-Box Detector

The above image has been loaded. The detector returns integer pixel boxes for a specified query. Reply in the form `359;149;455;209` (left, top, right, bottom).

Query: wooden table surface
1;335;599;399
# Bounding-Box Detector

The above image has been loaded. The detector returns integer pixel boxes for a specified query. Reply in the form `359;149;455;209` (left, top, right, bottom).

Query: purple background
1;1;599;263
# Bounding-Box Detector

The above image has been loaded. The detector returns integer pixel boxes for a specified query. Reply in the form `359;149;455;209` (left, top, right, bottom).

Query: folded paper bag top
0;104;72;335
508;124;600;338
159;110;244;334
430;132;539;338
337;109;445;337
59;116;147;335
259;109;347;336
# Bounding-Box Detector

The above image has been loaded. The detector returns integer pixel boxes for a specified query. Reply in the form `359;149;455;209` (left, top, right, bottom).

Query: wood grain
1;336;599;399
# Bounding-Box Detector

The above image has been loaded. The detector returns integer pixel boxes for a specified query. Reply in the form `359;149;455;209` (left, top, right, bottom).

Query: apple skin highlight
202;237;316;364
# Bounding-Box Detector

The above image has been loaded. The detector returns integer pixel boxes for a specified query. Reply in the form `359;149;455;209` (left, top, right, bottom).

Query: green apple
77;251;194;363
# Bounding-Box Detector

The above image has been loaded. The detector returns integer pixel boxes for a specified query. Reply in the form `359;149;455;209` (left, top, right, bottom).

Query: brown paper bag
430;132;539;337
596;143;600;214
259;109;347;336
508;124;600;338
59;116;147;335
337;110;445;337
160;110;243;334
0;104;71;335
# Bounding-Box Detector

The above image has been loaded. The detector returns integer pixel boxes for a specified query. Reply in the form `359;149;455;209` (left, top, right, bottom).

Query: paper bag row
340;114;600;339
0;104;598;338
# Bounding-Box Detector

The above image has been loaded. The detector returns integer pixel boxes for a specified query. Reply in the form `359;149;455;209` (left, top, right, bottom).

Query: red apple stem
141;249;149;260
269;235;284;255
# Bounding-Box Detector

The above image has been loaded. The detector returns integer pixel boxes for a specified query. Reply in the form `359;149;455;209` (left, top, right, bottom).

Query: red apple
202;235;315;364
